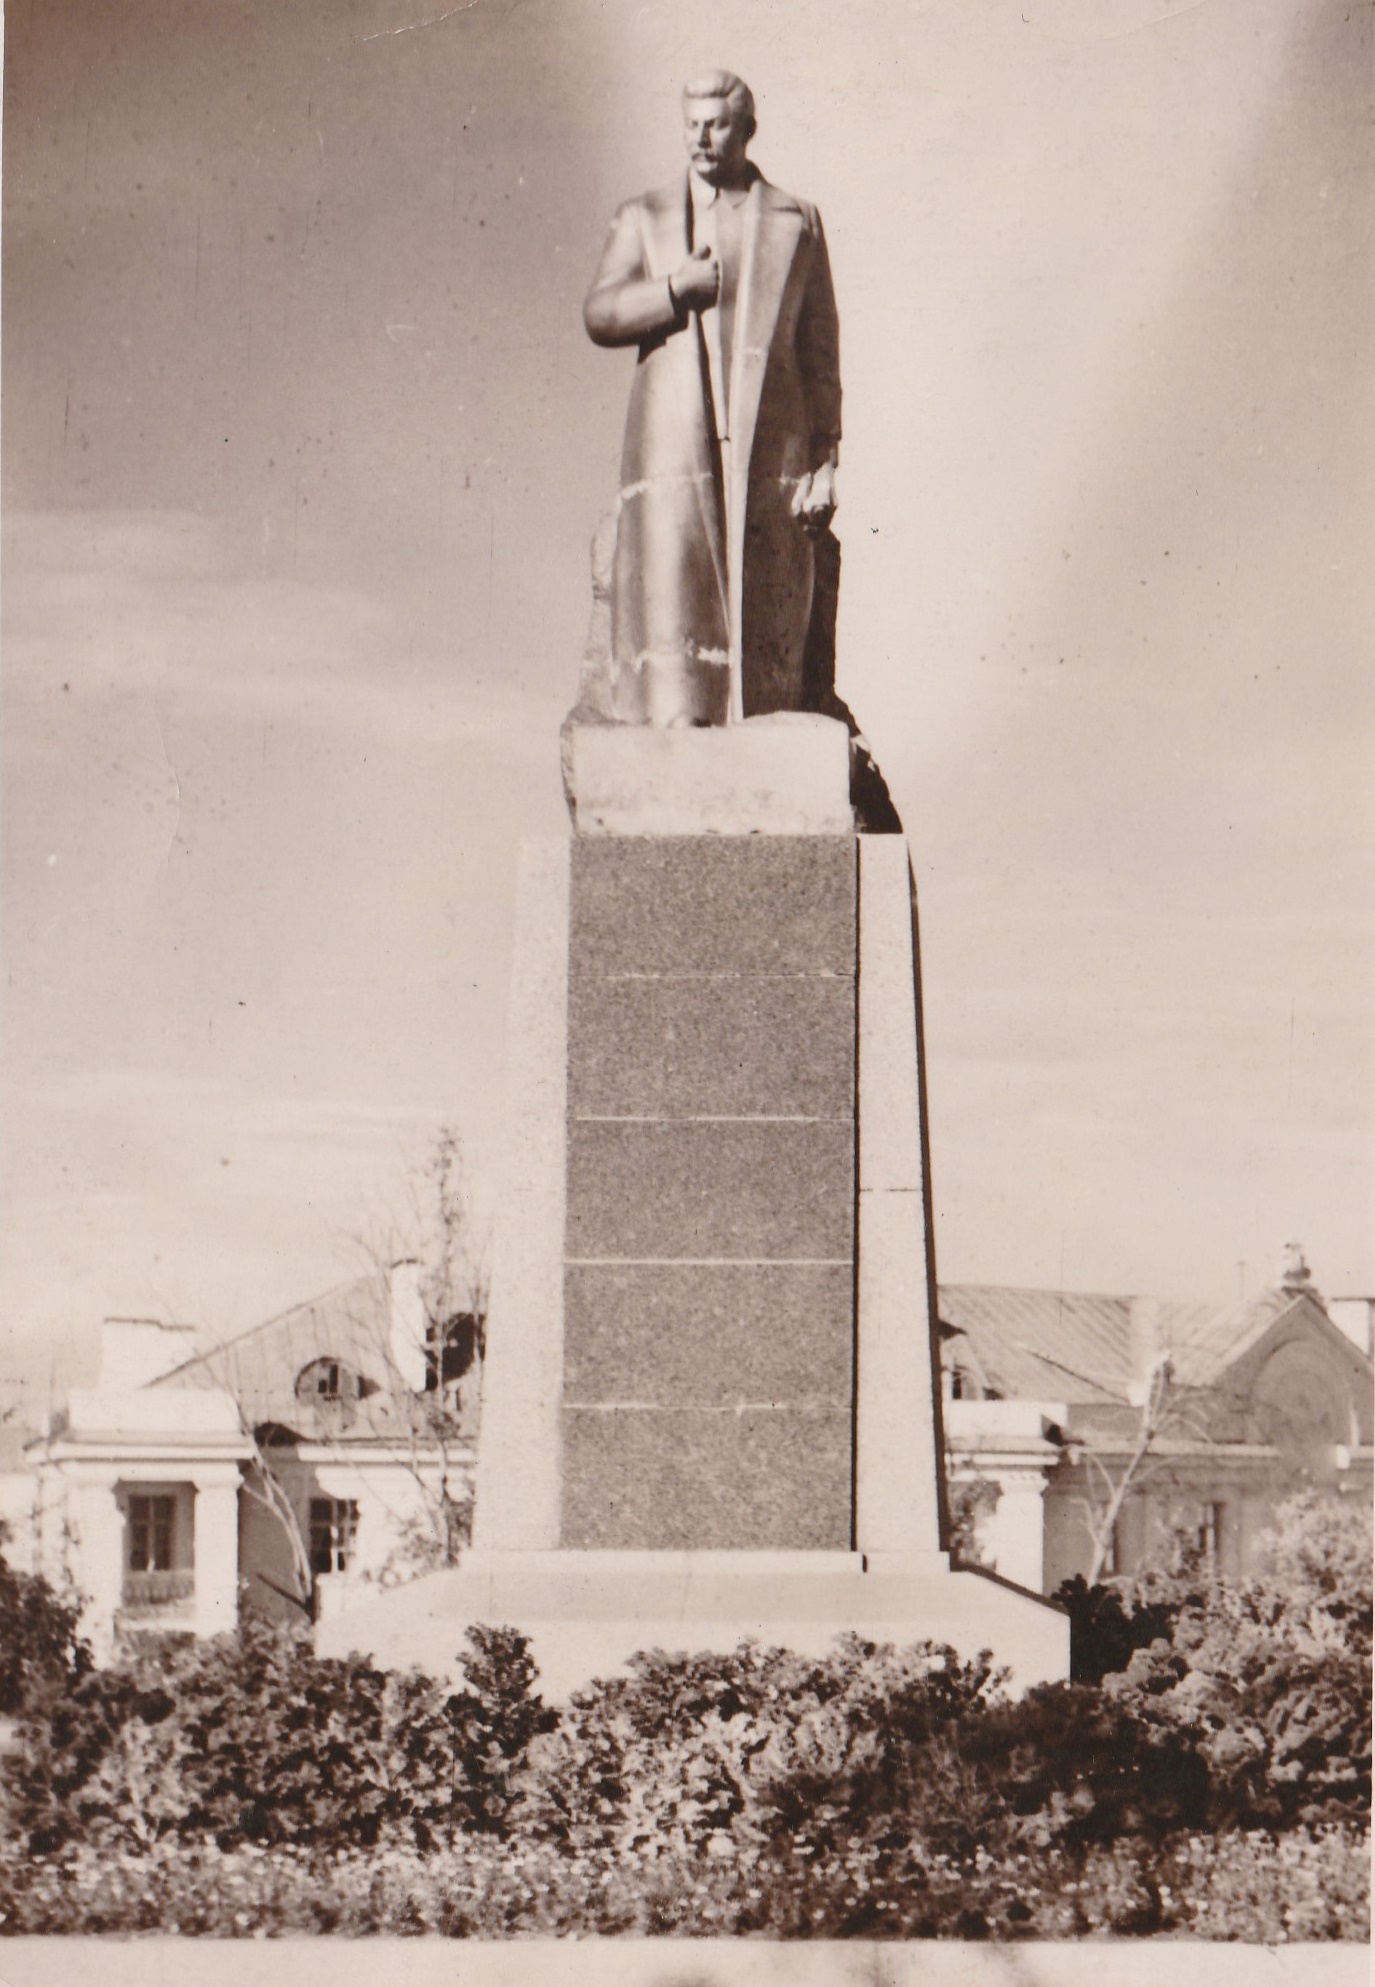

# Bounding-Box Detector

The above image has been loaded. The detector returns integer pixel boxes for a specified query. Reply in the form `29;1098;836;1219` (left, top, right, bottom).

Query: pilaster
191;1468;244;1638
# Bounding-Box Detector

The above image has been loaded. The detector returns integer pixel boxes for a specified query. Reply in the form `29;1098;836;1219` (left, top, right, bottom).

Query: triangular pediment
1213;1293;1374;1447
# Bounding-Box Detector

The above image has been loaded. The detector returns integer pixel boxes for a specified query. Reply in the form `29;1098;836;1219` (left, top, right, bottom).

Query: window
294;1358;367;1427
309;1497;359;1576
424;1312;480;1395
129;1494;175;1573
1199;1501;1227;1567
296;1356;359;1402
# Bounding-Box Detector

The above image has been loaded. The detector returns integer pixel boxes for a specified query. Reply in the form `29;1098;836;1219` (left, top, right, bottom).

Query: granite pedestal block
562;835;858;1552
320;731;1070;1693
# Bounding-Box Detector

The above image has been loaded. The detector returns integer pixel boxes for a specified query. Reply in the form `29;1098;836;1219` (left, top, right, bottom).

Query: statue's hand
669;246;720;312
792;459;838;532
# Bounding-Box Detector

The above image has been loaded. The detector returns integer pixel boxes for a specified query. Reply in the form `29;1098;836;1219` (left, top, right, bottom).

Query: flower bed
0;1823;1365;1940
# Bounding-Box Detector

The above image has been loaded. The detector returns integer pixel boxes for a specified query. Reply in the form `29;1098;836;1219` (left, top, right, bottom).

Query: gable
150;1272;401;1440
1219;1295;1375;1448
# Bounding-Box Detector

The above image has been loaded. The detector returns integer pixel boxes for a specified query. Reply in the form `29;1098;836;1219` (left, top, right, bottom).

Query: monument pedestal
319;719;1068;1693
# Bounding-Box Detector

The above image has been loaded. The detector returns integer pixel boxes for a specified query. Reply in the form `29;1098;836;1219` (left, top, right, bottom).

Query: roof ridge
944;1281;1310;1312
152;1267;390;1385
941;1282;1132;1306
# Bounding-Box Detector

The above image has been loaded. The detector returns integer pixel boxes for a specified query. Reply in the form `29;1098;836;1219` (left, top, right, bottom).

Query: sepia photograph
0;0;1370;1979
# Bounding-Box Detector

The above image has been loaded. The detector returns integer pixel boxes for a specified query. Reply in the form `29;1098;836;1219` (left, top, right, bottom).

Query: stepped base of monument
314;1550;1070;1697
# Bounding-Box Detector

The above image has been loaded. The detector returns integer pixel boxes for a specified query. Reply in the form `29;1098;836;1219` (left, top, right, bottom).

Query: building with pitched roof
942;1246;1374;1594
23;1264;481;1655
150;1260;482;1627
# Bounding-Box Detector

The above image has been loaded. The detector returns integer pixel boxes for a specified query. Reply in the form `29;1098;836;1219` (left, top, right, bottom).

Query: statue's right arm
584;203;682;348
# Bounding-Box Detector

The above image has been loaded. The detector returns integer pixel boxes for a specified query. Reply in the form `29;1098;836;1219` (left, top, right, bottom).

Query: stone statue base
317;747;1068;1694
566;711;853;835
316;1548;1066;1699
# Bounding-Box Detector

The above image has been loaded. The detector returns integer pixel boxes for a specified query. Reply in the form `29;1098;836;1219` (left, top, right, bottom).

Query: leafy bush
1;1498;1368;1942
1103;1593;1371;1830
0;1527;90;1718
5;1617;553;1857
1255;1491;1373;1651
1095;1493;1373;1830
524;1635;1005;1868
1055;1574;1176;1684
442;1623;556;1836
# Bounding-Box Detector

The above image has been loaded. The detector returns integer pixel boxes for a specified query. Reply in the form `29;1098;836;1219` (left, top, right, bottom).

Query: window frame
308;1495;360;1576
128;1492;177;1574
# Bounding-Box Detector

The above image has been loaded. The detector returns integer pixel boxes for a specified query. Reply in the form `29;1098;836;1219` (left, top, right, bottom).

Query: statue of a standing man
584;72;841;726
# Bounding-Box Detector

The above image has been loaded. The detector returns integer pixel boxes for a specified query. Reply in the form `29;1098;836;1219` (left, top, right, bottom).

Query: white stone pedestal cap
567;711;854;836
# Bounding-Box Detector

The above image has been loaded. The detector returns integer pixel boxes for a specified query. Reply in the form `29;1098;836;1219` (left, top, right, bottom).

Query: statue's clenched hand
669;245;721;312
792;458;838;532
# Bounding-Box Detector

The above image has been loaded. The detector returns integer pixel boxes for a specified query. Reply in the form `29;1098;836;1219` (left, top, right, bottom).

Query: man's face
682;96;751;187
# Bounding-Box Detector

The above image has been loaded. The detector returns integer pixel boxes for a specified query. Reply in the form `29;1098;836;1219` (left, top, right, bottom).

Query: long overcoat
585;171;841;721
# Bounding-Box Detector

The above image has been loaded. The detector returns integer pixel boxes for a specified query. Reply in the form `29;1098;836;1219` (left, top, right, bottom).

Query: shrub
442;1623;557;1836
1103;1593;1371;1830
1055;1574;1176;1684
5;1618;553;1856
523;1635;1005;1866
0;1527;90;1718
1256;1490;1373;1655
0;1586;1367;1940
1099;1493;1373;1830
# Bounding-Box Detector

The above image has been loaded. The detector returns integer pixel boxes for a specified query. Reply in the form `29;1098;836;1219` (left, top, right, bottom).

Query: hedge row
0;1492;1368;1939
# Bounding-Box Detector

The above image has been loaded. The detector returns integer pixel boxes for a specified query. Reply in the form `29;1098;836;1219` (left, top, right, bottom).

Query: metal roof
938;1285;1133;1404
936;1284;1342;1405
150;1271;476;1444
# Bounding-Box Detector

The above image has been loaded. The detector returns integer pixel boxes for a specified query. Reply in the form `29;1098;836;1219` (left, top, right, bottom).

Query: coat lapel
730;180;806;480
643;179;727;620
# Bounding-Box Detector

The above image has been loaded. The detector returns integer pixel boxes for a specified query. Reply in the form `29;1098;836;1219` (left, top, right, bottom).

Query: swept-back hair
682;70;756;134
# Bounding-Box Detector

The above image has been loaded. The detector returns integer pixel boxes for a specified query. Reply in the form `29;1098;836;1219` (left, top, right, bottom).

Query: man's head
681;70;755;189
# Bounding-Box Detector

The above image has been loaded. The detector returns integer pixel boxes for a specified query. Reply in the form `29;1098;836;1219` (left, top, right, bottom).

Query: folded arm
584;203;683;347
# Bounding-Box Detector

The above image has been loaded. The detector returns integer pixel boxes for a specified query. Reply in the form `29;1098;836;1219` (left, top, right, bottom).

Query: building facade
19;1264;480;1657
942;1251;1375;1594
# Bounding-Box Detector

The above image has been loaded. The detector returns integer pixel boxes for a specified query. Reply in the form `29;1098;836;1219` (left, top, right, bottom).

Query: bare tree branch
339;1124;487;1578
239;1436;315;1618
1073;1353;1196;1583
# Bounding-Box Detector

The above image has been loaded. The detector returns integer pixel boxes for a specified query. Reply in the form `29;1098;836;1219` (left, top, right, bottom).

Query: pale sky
3;0;1372;1397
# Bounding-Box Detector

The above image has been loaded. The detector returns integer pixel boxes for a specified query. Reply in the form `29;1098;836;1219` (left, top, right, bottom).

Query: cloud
0;1062;489;1372
3;508;561;742
2;508;558;1369
3;0;1371;1376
